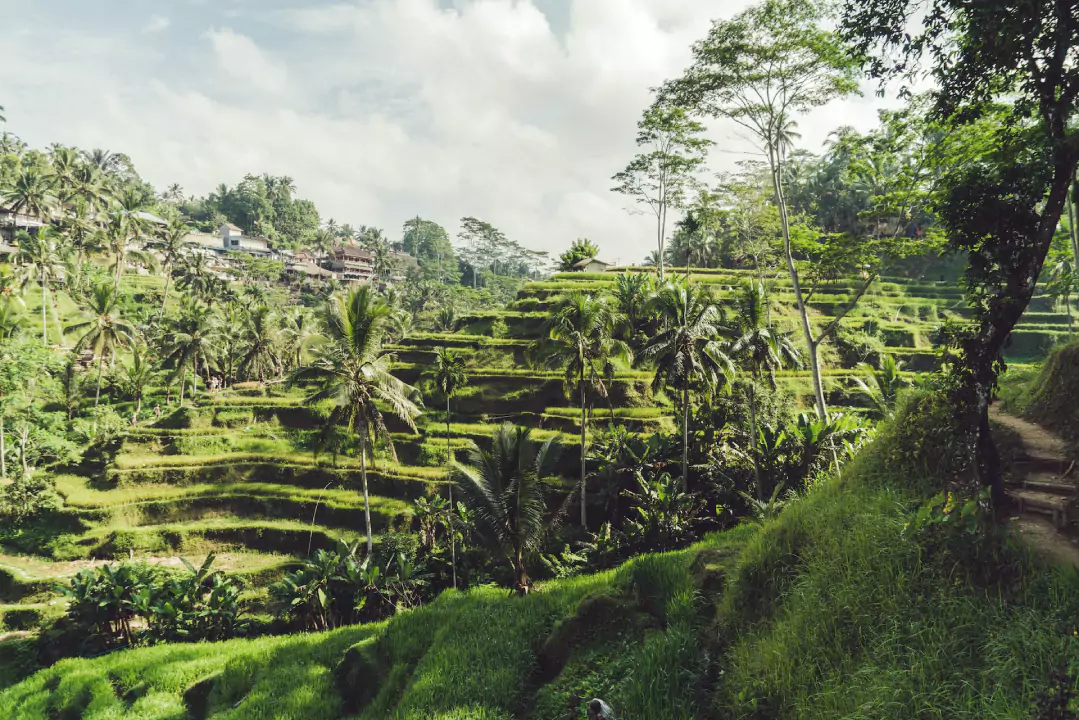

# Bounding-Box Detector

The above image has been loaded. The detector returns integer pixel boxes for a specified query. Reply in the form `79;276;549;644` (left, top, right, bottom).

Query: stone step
1006;475;1078;496
1009;488;1072;529
1013;455;1070;475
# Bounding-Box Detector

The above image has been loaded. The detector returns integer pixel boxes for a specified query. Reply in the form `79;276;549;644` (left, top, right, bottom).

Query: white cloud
0;0;898;263
205;28;289;96
142;15;170;34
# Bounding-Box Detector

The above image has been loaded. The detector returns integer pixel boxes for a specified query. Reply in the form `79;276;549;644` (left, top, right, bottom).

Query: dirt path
990;405;1079;568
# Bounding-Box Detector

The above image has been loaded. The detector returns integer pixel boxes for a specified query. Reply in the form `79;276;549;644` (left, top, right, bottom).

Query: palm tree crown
453;423;559;595
65;282;138;412
291;285;423;555
640;280;734;489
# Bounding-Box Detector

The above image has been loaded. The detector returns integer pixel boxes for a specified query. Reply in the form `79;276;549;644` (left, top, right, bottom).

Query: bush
376;532;419;566
1;608;43;631
490;317;509;339
214;409;255;428
832;325;886;367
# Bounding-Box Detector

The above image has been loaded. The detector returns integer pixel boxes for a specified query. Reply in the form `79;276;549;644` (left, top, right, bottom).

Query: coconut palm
452;423;559;595
729;281;801;499
157;219;192;320
290;285;423;556
610;271;654;346
14;228;66;347
119;344;155;415
236;305;280;382
161;298;218;406
2;166;55;229
176;252;218;302
434;347;468;589
65;282;137;413
639;280;734;490
852;354;909;418
281;308;318;372
533;292;629;527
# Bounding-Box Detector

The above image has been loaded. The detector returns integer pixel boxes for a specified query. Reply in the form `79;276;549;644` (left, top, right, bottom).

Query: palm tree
0;295;26;340
729;281;801;499
610;272;654;346
14;228;66;347
162;298;218;406
453;423;559;595
237;305;280;382
290;286;423;556
157;219;191;320
2;166;55;232
65;282;137;414
281;308;317;372
434;347;467;589
852;354;909;418
639;280;734;490
120;344;155;416
533;292;629;527
176;252;216;302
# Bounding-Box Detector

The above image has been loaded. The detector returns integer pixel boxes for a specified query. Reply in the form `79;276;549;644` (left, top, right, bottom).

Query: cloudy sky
0;0;898;263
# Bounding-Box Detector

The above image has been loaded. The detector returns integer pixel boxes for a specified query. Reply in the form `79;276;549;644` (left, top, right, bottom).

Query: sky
0;0;899;264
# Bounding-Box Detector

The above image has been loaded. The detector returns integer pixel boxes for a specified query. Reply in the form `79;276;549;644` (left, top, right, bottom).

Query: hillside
3;392;1078;719
1;266;1069;664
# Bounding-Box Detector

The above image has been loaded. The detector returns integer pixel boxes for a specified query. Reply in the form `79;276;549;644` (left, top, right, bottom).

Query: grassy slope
5;422;1079;719
1000;338;1079;450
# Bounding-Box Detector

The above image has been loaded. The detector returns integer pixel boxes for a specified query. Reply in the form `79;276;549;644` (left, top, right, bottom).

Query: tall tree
162;298;218;407
236;306;280;382
434;347;467;589
660;0;859;420
65;283;137;415
729;281;801;499
291;286;422;556
533;292;629;527
639;280;734;489
612;105;713;281
14;228;65;347
157;219;191;320
453;423;559;596
2;166;55;230
842;0;1079;503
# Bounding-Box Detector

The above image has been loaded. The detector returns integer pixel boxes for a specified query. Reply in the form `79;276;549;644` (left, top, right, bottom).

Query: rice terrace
1;0;1079;718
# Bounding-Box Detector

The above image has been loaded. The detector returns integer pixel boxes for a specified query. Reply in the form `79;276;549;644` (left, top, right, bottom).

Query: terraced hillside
1;266;1071;650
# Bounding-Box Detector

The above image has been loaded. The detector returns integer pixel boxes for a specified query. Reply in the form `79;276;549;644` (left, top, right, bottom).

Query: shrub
490;317;509;339
2;608;43;631
214;409;255;428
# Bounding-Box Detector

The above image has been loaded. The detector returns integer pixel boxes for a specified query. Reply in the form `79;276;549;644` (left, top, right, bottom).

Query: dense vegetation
1;0;1079;717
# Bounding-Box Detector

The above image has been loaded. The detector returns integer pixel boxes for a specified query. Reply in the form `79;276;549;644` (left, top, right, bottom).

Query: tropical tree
281;308;317;371
118;344;155;416
14;228;65;347
610;272;654;347
851;354;909;419
65;282;137;413
434;347;467;589
2;166;55;229
639;280;734;489
533;292;629;527
236;305;280;382
660;0;860;420
558;238;600;272
162;298;218;406
157;219;191;320
612;105;713;281
176;252;218;302
729;281;801;499
103;209;155;290
291;286;422;556
453;423;559;595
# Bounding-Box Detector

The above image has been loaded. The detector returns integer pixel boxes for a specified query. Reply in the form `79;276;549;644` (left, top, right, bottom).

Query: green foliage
489;317;508;339
557;238;601;272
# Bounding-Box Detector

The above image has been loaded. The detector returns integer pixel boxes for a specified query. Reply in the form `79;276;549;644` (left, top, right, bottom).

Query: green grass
10;401;1079;718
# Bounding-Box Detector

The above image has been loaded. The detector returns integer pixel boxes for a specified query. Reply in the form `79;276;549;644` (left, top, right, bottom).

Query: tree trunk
970;155;1077;509
657;203;666;282
682;381;690;491
514;550;529;596
360;425;374;557
749;380;763;501
580;380;588;528
158;269;171;321
769;144;829;420
447;394;456;591
0;414;6;480
40;267;47;348
1069;174;1079;271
